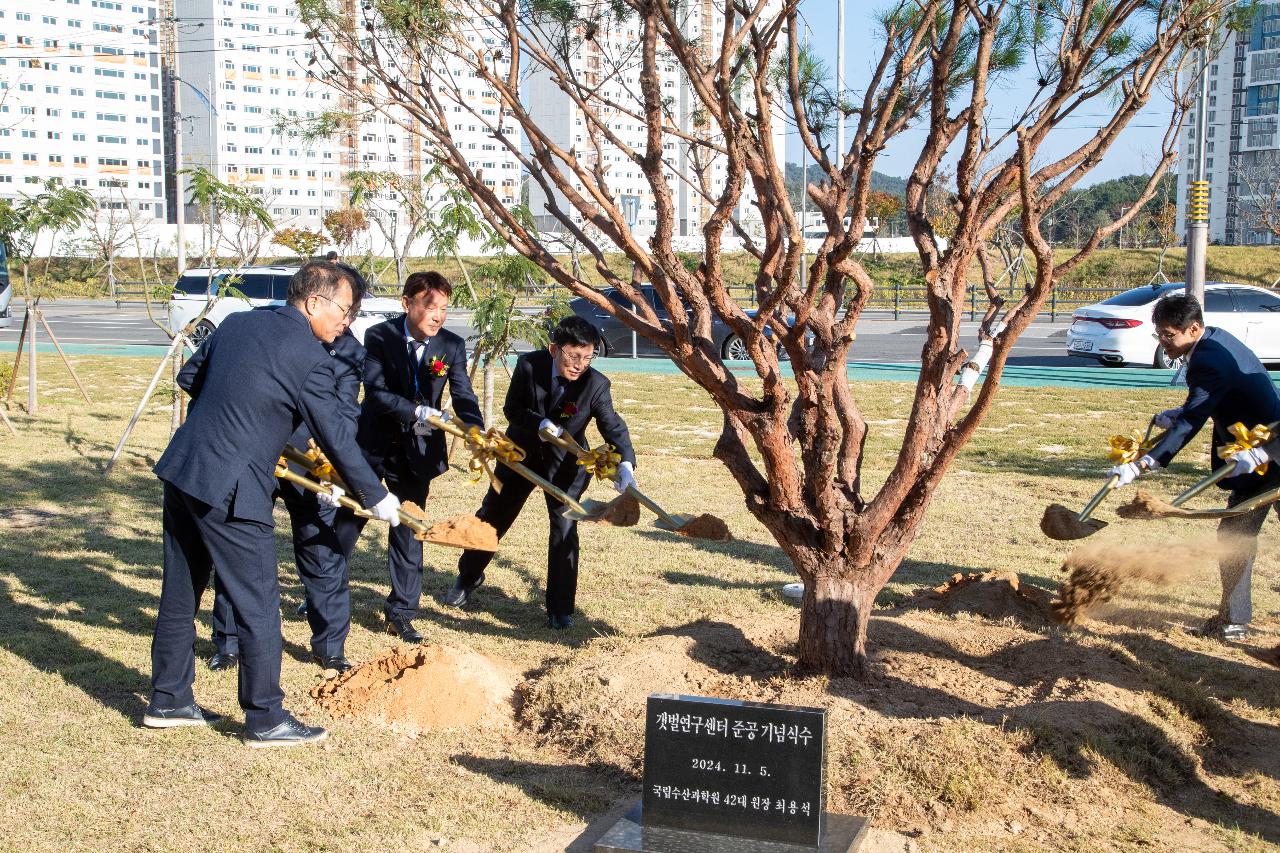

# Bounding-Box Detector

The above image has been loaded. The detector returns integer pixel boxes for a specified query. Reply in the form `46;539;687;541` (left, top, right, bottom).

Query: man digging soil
1106;294;1280;642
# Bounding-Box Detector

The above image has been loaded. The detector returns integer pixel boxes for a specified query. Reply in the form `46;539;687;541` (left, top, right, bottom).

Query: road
1;299;1084;368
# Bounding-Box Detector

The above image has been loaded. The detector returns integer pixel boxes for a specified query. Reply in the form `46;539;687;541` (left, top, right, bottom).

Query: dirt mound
518;621;788;769
311;644;516;732
1052;540;1207;626
901;571;1054;626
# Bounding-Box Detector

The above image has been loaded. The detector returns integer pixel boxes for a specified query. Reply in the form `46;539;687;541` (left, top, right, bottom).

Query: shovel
1115;419;1280;521
539;428;732;542
421;416;600;522
1041;418;1166;541
278;444;498;550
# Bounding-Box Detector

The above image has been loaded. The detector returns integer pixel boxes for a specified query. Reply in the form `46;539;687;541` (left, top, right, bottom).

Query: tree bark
797;572;876;677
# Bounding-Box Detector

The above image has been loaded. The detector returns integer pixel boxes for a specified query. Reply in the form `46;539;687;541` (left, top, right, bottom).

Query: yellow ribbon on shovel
577;444;622;481
302;438;338;483
464;426;527;489
1106;430;1158;465
1217;422;1272;475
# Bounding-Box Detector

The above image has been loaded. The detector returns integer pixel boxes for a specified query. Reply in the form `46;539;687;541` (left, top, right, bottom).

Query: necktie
408;339;427;401
548;377;567;413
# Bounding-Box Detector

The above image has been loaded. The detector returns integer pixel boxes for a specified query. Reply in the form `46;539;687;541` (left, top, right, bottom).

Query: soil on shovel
899;571;1054;627
668;513;732;542
401;502;498;550
1039;503;1107;540
594;491;641;527
310;644;516;732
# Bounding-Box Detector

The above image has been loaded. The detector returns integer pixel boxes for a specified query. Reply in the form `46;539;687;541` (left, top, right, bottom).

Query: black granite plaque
641;694;827;847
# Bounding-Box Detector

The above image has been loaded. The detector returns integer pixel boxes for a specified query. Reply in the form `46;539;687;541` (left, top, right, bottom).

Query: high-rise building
1176;7;1280;246
526;0;787;245
0;0;166;219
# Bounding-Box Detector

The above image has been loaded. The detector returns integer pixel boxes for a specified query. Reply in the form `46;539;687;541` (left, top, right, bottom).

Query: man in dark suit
349;270;484;643
1111;293;1280;641
145;262;401;747
206;323;367;677
444;316;637;630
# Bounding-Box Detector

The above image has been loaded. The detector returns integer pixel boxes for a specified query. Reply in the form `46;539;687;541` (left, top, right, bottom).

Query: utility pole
158;6;186;274
835;0;845;162
1185;43;1211;306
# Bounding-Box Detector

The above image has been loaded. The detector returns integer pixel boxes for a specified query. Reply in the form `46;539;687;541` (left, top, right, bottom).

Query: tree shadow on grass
854;617;1280;842
448;754;629;822
0;460;327;715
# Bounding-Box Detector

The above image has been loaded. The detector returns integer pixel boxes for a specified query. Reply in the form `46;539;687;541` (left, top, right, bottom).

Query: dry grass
0;354;1277;852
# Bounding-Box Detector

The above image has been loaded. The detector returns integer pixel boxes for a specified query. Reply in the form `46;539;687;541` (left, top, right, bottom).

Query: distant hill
784;162;906;208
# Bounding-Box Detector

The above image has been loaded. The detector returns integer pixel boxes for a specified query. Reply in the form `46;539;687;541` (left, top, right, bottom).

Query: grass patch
0;355;1277;850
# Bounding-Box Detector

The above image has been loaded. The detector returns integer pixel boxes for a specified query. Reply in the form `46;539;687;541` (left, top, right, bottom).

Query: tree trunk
482;363;495;427
796;570;878;677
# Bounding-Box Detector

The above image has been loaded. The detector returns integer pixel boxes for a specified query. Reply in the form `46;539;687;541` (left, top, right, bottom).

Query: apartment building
526;0;787;245
0;0;165;219
1176;4;1280;245
172;0;519;238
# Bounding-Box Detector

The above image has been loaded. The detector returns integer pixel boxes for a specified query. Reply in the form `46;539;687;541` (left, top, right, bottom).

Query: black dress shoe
441;575;484;608
206;652;239;672
143;702;223;729
547;613;575;630
295;600;308;617
385;616;423;643
313;654;354;675
242;715;327;749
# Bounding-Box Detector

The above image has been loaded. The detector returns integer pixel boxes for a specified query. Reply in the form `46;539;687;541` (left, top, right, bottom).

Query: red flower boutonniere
429;356;448;377
559;402;579;421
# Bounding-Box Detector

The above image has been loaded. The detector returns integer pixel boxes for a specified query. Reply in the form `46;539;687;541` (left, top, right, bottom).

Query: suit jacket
503;349;635;481
157;305;388;524
357;317;483;480
1149;326;1280;492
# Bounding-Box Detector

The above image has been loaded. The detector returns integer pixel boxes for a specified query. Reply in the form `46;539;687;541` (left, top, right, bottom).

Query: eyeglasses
314;292;357;320
1151;329;1178;342
559;354;594;368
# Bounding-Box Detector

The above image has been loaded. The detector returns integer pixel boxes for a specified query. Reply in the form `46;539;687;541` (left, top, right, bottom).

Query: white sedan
1065;281;1280;368
168;266;404;347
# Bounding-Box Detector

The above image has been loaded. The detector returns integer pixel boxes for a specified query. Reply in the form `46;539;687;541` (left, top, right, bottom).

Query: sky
791;0;1179;186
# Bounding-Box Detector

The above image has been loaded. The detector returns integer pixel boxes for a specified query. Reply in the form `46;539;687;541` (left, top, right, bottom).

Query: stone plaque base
594;800;868;853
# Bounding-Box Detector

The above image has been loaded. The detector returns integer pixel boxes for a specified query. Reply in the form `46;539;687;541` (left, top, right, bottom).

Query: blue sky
791;1;1177;185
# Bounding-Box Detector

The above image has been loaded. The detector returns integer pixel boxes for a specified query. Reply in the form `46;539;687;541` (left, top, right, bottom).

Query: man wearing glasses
146;261;401;747
353;271;484;643
443;316;637;630
1109;293;1280;642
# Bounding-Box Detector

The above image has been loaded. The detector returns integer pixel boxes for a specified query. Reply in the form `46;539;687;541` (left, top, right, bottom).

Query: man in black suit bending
444;316;637;630
1110;293;1280;641
145;262;401;747
352;271;484;643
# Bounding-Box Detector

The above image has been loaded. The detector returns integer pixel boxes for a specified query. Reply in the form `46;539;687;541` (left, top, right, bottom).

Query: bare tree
1239;150;1280;245
301;0;1232;674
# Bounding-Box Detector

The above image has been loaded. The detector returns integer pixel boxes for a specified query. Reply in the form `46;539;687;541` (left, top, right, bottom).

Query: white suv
168;266;404;347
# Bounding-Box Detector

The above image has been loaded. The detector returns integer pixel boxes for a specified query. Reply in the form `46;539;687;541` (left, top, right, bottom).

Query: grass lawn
0;353;1277;852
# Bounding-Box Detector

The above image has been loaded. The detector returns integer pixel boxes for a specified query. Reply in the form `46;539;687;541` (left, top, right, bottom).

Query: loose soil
1053;539;1212;625
666;512;732;542
590;492;641;527
310;644;517;733
0;506;62;530
1039;502;1108;540
406;506;499;550
897;571;1055;626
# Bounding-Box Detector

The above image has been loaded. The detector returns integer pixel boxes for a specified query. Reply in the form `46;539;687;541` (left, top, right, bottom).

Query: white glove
415;405;448;424
1153;407;1182;430
539;418;563;439
1229;446;1269;477
317;484;345;508
1110;454;1159;488
371;492;401;527
614;460;636;494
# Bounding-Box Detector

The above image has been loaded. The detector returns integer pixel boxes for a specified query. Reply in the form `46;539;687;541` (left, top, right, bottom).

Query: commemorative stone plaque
594;694;867;853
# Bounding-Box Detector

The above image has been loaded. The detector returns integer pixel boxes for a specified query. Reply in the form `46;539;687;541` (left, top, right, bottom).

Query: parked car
168;266;404;347
569;284;787;360
1065;281;1280;368
0;240;12;327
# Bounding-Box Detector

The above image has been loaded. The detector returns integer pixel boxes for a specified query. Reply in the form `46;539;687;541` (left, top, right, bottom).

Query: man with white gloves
1115;294;1280;641
445;316;636;630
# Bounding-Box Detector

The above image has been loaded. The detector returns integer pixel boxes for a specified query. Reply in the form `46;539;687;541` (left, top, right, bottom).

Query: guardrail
112;283;170;307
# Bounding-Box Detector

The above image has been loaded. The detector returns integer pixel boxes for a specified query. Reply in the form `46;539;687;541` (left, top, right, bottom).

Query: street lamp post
1185;43;1212;306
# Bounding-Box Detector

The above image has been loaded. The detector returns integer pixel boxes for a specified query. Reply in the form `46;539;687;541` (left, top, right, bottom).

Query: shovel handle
273;465;430;536
1077;474;1120;523
428;416;589;516
281;443;349;491
538;427;686;527
1171;464;1235;507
